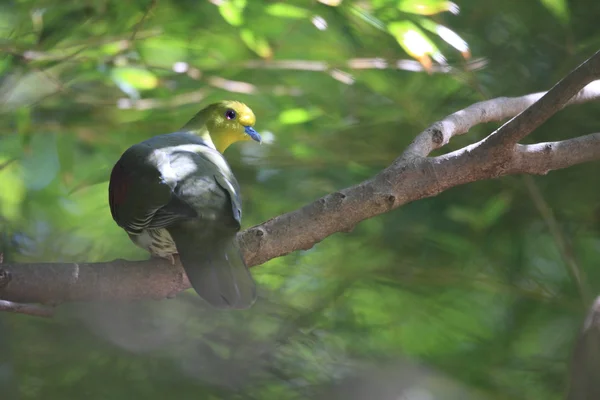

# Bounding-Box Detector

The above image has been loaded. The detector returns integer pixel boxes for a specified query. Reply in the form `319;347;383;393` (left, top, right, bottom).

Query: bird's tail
168;225;256;309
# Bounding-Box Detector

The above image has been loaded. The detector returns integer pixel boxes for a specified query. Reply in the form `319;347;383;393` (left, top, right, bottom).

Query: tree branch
511;133;600;175
483;49;600;148
2;53;600;309
402;79;600;159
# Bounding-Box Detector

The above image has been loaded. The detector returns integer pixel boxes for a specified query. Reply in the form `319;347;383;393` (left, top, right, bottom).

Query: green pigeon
108;101;261;309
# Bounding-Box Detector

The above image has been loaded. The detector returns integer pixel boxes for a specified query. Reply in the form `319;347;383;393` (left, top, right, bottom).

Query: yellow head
183;100;261;153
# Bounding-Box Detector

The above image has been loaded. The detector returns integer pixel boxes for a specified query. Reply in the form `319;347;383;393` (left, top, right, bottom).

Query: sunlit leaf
388;21;439;71
110;67;158;99
265;3;310;19
0;158;24;220
539;0;570;24
240;29;273;59
318;0;343;6
218;0;247;26
397;0;459;15
99;41;128;56
278;108;321;124
419;19;470;58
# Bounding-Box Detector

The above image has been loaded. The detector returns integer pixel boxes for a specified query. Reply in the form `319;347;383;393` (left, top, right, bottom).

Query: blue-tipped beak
244;126;262;143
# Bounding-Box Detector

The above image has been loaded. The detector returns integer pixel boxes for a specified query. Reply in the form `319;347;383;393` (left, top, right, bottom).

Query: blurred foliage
1;0;600;399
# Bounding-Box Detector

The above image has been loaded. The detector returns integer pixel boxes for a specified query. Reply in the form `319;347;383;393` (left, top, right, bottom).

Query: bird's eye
225;109;236;120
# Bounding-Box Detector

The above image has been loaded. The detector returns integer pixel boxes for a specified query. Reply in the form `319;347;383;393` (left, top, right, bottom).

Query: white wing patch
150;145;208;188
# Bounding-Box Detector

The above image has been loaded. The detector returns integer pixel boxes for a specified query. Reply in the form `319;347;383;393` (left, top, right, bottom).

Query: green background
1;0;600;398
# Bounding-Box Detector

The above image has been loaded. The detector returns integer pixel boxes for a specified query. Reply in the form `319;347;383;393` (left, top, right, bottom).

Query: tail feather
168;226;256;309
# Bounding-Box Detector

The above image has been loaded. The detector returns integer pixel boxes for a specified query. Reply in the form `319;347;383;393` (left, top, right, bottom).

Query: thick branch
2;52;600;306
0;259;190;303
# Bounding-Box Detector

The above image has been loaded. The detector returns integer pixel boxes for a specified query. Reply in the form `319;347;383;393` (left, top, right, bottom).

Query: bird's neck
183;121;236;154
182;110;239;153
211;131;239;154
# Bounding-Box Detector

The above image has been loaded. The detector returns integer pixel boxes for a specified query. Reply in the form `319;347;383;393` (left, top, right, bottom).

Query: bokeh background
1;0;600;399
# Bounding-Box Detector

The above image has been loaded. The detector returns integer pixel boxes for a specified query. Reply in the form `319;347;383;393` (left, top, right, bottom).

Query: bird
108;100;262;309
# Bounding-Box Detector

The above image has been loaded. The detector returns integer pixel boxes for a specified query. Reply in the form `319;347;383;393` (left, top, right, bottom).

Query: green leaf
278;108;321;125
110;67;158;99
397;0;459;15
240;29;273;58
110;67;158;90
419;19;469;55
388;21;438;61
100;42;127;56
219;0;247;26
318;0;343;5
265;3;310;19
0;158;24;220
539;0;570;24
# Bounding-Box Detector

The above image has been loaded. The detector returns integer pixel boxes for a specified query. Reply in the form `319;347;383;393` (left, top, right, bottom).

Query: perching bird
108;101;261;309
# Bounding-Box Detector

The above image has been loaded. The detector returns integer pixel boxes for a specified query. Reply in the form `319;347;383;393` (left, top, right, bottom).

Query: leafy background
1;0;600;398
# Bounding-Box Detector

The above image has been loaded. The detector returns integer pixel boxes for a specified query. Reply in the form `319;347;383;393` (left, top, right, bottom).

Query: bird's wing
162;146;253;308
165;145;242;229
214;173;242;226
197;144;243;226
108;143;196;234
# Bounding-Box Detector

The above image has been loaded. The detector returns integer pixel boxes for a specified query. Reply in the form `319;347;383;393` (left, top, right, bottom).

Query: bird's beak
244;126;262;143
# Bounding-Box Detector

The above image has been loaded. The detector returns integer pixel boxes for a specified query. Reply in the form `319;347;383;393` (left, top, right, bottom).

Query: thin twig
130;0;157;42
523;176;591;304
